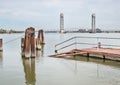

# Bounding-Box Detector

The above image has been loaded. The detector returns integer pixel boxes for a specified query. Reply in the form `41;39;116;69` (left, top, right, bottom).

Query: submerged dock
50;36;120;62
50;47;120;61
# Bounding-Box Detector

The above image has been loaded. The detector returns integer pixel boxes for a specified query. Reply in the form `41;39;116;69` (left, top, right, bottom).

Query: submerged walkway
50;47;120;61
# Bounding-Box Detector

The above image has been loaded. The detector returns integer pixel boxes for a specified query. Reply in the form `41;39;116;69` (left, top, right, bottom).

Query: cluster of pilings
21;27;44;59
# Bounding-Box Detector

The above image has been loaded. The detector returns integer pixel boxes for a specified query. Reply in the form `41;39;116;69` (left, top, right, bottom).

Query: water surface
0;33;120;85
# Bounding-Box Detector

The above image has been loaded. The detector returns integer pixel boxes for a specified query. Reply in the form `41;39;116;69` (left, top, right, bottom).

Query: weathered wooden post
21;38;25;48
36;29;45;50
0;51;3;66
23;27;35;58
24;28;31;58
36;30;41;50
21;38;25;56
41;29;45;44
0;39;3;64
36;38;41;50
0;39;3;51
30;27;35;57
38;30;41;39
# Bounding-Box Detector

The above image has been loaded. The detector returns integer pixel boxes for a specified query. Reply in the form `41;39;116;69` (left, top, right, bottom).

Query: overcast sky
0;0;120;30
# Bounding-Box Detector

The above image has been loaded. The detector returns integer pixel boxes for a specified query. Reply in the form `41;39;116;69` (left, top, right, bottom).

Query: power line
3;31;40;45
4;34;25;44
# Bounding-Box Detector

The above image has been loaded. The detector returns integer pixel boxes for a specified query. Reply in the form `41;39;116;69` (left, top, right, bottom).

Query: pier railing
55;36;120;53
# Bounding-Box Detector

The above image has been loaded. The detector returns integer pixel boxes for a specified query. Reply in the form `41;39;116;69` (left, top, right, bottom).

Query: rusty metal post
0;39;3;51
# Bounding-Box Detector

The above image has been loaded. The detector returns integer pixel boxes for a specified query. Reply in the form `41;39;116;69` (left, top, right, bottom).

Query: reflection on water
22;58;36;85
36;45;44;61
22;45;44;85
56;55;120;79
0;52;3;67
36;45;44;57
62;56;120;68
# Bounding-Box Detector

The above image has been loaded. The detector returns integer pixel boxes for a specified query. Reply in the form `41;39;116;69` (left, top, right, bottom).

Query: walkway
50;47;120;61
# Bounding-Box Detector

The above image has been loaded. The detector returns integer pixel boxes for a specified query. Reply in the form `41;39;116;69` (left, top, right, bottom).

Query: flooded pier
51;36;120;61
50;47;120;61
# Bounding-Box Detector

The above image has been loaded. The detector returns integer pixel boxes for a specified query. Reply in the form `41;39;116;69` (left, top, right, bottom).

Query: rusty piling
21;38;25;56
30;28;35;57
0;39;3;51
36;29;45;50
41;29;45;44
36;38;41;50
22;27;35;58
24;28;31;58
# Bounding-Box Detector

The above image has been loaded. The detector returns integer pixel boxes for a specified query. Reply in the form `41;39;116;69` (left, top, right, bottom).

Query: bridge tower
60;13;64;33
91;13;96;33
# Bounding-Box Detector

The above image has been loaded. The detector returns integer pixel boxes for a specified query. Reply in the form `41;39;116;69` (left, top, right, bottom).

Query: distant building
96;28;102;33
0;28;7;33
60;13;64;33
88;28;101;33
91;13;96;33
78;29;86;33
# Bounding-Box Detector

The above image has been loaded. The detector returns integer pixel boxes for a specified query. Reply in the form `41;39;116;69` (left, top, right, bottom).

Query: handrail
55;36;120;52
77;42;120;47
55;36;76;47
75;36;120;40
57;42;76;51
55;36;120;47
56;42;120;52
